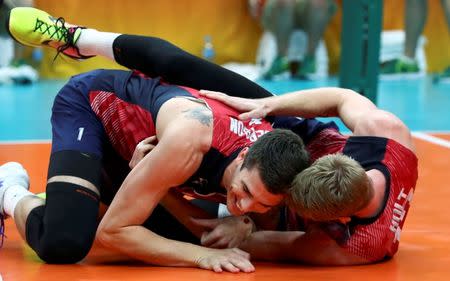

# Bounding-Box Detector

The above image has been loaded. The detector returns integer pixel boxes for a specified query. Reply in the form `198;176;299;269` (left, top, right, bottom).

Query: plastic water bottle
202;35;215;62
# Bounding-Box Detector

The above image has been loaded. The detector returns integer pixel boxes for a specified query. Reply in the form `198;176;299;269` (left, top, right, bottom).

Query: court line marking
0;139;51;145
412;132;450;149
412;130;450;134
1;131;449;147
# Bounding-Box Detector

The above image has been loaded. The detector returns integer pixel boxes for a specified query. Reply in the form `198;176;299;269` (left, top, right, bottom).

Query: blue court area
1;76;449;142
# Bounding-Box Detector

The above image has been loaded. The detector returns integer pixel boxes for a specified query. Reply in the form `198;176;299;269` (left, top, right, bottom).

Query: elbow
330;87;361;99
341;88;360;97
96;224;121;249
359;110;409;136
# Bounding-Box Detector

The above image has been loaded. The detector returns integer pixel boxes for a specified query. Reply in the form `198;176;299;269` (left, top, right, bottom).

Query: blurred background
1;0;450;140
0;0;449;80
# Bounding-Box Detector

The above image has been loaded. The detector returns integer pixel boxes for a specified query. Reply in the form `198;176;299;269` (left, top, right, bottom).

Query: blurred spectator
0;0;38;84
381;0;450;77
1;0;33;66
249;0;336;79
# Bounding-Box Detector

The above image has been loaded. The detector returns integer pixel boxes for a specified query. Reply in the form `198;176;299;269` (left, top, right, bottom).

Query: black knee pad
27;183;100;264
47;150;102;187
26;150;102;264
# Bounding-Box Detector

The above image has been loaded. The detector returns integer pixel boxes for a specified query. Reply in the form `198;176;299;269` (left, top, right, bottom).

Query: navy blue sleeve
272;116;339;144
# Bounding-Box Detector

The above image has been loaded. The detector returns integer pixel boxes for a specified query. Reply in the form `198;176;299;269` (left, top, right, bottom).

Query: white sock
3;185;34;219
76;29;121;60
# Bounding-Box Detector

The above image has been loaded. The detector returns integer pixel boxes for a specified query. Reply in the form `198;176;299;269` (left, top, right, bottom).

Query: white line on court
412;132;450;149
1;132;450;148
0;139;51;145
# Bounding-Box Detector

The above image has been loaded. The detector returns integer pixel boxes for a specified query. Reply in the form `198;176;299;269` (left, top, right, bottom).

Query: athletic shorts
50;70;106;157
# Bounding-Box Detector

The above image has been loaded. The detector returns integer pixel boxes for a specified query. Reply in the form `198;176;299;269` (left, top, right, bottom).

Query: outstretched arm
240;228;370;266
200;88;414;151
188;208;371;265
201;88;376;131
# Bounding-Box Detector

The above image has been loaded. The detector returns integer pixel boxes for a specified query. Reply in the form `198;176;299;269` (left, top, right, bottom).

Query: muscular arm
113;35;273;99
261;87;376;131
247;87;414;150
97;120;210;266
241;228;370;266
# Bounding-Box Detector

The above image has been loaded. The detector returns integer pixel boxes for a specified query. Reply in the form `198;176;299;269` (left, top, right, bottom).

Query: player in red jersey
4;7;417;267
0;69;309;271
197;87;418;265
0;9;311;273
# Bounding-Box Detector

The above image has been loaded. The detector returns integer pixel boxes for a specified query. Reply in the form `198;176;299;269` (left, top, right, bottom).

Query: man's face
225;165;284;215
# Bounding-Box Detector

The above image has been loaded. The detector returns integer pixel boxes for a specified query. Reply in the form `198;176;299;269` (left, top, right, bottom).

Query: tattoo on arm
182;107;212;127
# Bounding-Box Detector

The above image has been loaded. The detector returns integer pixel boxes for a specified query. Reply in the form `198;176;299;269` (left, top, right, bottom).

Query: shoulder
353;109;414;152
157;98;213;153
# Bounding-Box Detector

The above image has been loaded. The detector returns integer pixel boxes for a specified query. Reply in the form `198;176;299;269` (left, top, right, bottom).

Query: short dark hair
242;129;309;194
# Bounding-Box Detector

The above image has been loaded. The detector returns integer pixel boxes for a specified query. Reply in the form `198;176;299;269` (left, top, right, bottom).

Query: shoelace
34;16;83;61
55;26;84;61
34;16;69;42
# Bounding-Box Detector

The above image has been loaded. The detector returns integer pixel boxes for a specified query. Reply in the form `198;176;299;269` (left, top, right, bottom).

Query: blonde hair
287;154;373;221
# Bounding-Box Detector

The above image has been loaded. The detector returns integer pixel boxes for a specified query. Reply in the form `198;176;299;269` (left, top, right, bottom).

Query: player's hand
129;136;158;169
199;90;269;120
196;247;255;273
192;216;255;248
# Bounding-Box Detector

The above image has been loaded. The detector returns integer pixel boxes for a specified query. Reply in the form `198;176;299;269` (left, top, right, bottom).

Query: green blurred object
293;55;316;79
263;55;289;80
380;58;420;74
10;58;28;67
432;66;450;83
36;192;46;199
339;0;382;103
441;66;450;78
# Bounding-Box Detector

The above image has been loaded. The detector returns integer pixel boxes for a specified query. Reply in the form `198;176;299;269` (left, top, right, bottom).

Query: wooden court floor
0;133;449;280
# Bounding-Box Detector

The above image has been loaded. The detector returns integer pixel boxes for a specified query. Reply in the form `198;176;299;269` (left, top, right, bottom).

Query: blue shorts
50;69;194;158
50;70;106;157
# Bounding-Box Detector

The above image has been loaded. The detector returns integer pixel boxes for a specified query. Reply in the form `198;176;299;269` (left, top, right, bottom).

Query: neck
354;169;387;219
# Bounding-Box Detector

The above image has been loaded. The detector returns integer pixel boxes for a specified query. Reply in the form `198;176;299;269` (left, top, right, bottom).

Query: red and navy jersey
284;128;418;262
86;69;272;202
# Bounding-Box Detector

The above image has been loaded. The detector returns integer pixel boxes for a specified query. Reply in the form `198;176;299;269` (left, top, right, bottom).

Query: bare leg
441;0;450;32
302;0;335;58
262;0;296;57
404;0;427;59
13;196;44;241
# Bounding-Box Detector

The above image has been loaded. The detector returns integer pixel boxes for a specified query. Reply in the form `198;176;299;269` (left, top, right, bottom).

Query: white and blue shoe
0;162;30;247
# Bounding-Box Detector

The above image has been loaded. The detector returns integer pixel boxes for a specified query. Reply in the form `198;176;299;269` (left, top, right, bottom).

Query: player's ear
237;147;249;162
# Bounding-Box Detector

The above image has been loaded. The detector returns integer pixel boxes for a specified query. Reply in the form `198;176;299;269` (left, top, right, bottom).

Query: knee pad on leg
26;182;100;263
48;150;102;187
